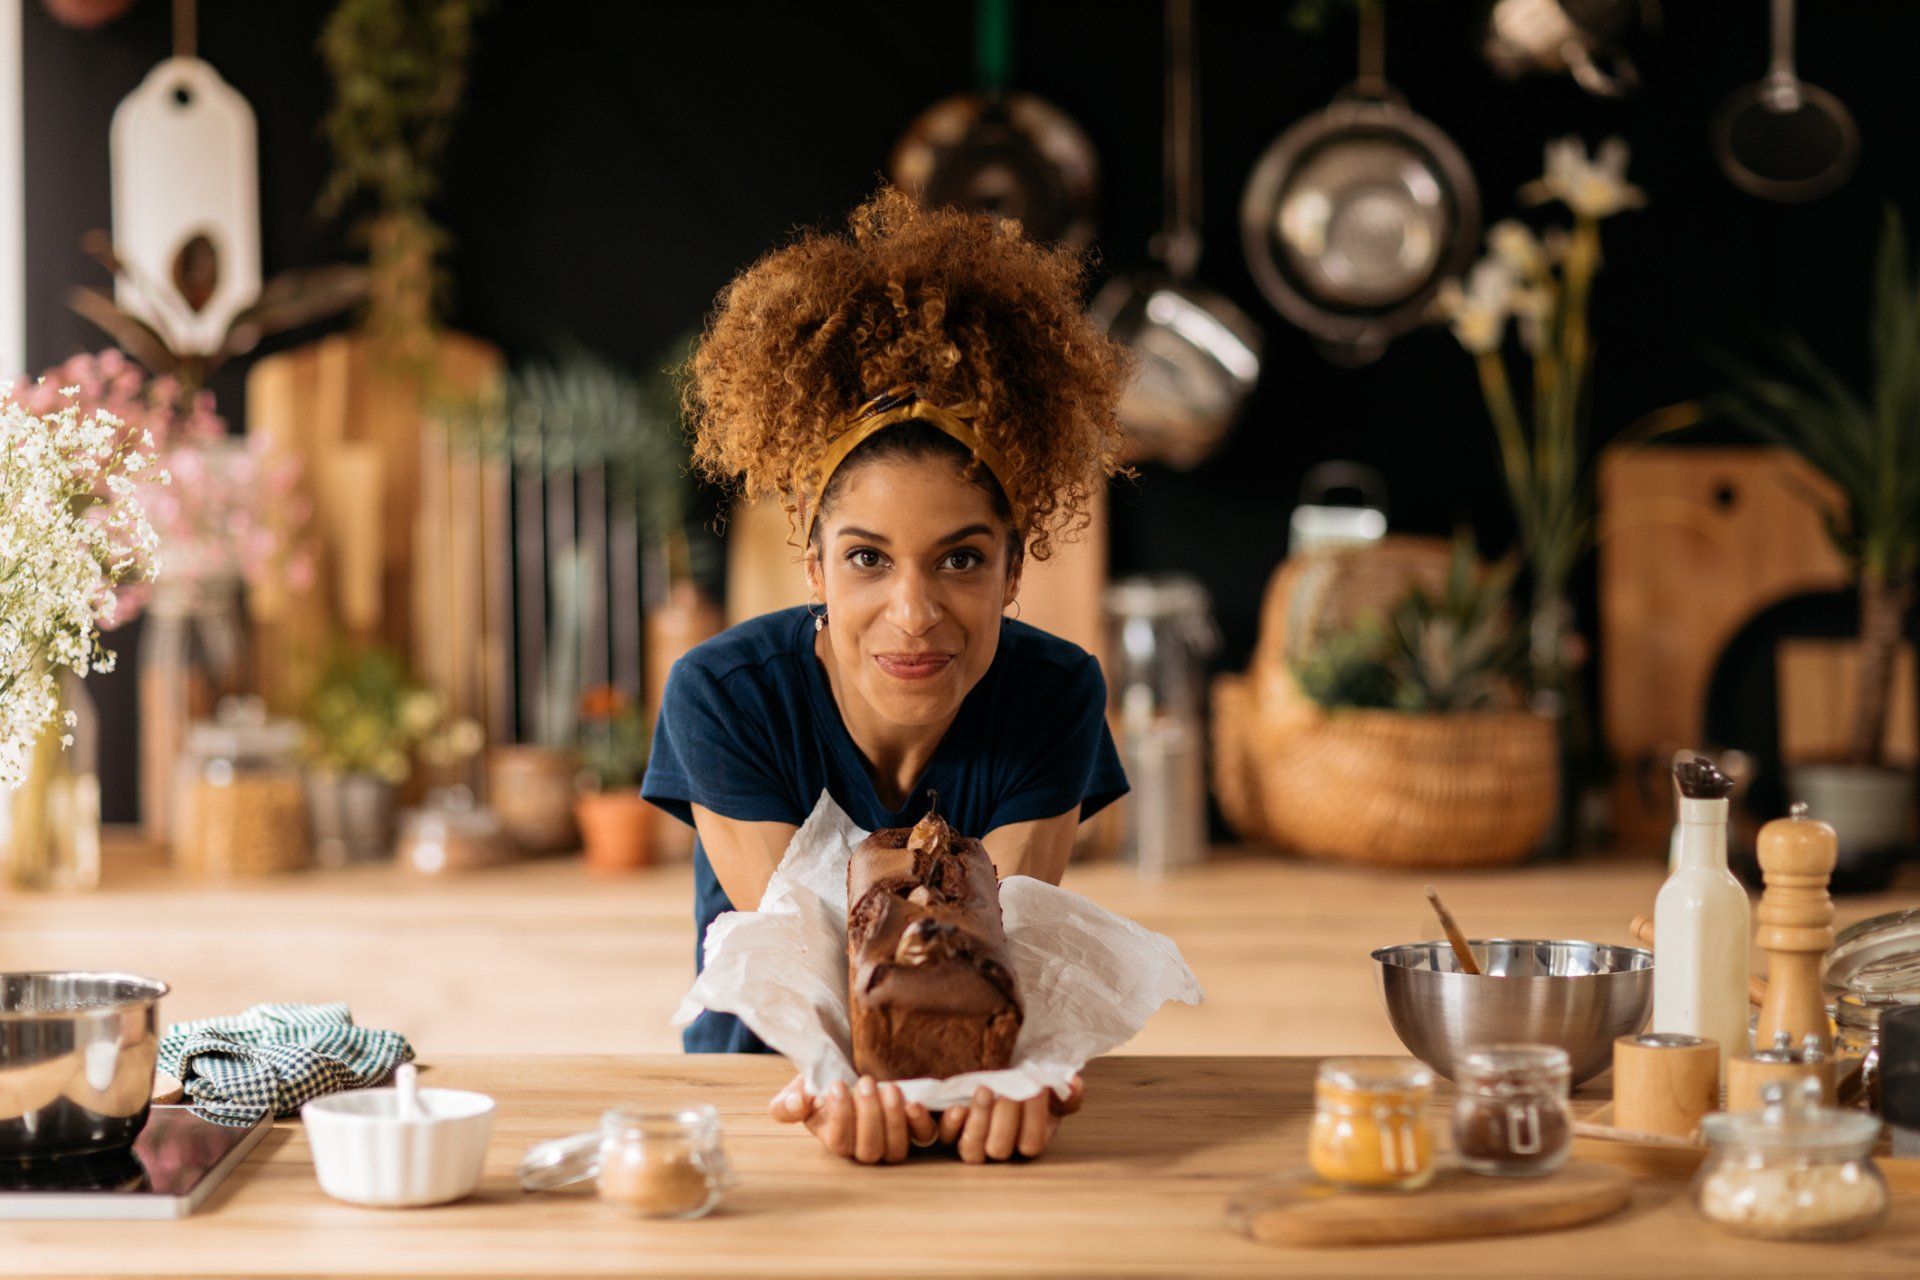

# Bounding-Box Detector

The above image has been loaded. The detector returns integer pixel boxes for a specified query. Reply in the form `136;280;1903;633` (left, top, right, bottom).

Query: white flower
1512;284;1556;354
0;392;161;786
1488;219;1548;278
1523;136;1645;219
1436;258;1520;354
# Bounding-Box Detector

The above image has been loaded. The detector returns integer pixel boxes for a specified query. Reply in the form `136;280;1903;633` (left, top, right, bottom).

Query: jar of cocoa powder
1450;1044;1572;1177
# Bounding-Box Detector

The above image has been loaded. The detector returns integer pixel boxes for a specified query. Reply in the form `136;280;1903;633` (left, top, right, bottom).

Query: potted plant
0;386;163;889
574;685;653;874
1717;208;1920;881
302;645;447;866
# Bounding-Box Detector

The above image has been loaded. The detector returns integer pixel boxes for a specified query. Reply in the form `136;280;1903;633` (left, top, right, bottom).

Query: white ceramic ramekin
301;1077;496;1208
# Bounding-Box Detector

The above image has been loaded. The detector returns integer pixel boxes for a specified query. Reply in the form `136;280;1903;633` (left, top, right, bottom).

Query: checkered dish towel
157;1002;415;1124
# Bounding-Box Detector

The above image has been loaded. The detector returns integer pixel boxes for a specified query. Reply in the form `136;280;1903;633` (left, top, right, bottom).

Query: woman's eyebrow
836;527;890;543
937;524;994;545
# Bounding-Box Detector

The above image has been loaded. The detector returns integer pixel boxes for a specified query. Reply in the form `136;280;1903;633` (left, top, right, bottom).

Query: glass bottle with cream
1653;756;1751;1077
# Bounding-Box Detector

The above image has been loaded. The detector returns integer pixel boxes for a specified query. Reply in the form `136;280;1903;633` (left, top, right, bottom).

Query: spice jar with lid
1694;1079;1889;1242
517;1105;735;1219
1308;1058;1434;1191
1450;1044;1571;1177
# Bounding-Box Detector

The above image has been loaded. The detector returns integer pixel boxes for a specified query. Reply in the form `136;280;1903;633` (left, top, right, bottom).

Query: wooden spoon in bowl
1425;885;1482;975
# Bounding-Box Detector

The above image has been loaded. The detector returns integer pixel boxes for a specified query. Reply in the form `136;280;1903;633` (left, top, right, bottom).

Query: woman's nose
885;568;942;636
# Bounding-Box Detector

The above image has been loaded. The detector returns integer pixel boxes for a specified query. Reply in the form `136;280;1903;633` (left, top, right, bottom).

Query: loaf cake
846;810;1022;1080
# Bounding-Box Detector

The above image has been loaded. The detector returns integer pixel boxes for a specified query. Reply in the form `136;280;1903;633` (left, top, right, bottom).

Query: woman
643;188;1132;1165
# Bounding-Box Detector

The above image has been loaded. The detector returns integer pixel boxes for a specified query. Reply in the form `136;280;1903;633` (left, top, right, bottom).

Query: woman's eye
942;549;985;571
847;548;886;571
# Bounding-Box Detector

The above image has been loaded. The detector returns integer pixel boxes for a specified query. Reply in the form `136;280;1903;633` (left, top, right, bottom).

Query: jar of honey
1308;1058;1434;1190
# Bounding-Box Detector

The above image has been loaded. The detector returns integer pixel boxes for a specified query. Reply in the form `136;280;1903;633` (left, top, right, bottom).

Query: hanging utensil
1239;2;1479;365
1712;0;1859;203
890;0;1099;247
106;0;260;356
1483;0;1658;97
1090;0;1262;469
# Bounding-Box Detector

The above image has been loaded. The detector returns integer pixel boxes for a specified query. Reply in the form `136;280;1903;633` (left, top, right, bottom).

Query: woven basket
1213;539;1559;868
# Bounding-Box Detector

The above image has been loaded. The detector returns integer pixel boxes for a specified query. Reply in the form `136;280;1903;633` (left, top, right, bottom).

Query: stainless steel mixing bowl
0;972;169;1160
1373;940;1652;1086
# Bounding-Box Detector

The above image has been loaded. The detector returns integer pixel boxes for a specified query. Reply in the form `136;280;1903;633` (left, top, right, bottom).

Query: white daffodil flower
1488;219;1549;279
1512;284;1557;354
1523;136;1646;219
1437;257;1520;354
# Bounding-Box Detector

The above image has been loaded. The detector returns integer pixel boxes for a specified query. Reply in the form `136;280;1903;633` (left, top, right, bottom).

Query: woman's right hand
770;1074;937;1165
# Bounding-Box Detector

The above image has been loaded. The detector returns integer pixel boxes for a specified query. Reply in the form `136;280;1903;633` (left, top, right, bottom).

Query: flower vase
307;770;398;867
2;673;102;892
1528;595;1590;858
139;576;246;846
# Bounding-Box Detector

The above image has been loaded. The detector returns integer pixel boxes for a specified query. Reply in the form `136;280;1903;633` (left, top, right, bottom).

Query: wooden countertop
4;837;1917;1062
6;1054;1916;1277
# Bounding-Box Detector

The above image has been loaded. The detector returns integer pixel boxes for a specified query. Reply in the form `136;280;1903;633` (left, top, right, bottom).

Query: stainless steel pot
1239;7;1478;365
0;972;168;1160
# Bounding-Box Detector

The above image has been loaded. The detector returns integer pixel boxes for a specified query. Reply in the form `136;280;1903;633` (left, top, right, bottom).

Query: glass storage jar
1834;992;1920;1112
1450;1044;1572;1177
173;698;310;877
517;1104;735;1220
1694;1079;1888;1242
1308;1058;1434;1191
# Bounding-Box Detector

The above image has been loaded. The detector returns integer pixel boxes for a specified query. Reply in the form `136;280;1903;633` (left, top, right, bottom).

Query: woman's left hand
937;1075;1086;1163
770;1074;937;1164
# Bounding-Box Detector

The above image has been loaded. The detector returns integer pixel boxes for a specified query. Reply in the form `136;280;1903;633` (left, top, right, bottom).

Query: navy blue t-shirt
641;605;1128;1054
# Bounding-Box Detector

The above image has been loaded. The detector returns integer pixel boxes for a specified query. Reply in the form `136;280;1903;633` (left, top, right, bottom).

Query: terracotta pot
487;745;580;855
576;790;655;874
645;583;723;864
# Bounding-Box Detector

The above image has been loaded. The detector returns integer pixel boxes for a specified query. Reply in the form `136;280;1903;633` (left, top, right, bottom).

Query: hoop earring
807;598;828;632
1003;599;1021;623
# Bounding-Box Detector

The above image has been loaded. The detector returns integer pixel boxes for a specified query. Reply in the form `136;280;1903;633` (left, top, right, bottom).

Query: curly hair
683;186;1133;563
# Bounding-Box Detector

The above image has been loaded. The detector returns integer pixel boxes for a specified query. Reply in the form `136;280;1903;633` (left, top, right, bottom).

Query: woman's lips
873;653;954;681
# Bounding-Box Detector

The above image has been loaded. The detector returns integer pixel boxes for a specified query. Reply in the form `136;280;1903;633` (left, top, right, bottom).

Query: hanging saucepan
890;0;1099;247
1090;0;1262;469
1239;6;1479;366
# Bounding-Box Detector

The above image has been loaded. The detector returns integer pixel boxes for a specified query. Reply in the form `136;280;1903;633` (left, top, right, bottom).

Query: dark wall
23;0;1920;820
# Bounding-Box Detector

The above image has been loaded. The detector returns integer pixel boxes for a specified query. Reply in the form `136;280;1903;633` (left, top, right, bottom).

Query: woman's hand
937;1075;1085;1164
770;1074;937;1165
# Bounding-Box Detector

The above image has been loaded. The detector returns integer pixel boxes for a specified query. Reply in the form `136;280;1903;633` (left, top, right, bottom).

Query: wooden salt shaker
1754;802;1838;1054
1613;1032;1721;1138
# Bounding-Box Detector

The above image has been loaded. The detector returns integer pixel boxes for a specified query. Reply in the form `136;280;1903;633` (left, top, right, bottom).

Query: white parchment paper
673;791;1206;1108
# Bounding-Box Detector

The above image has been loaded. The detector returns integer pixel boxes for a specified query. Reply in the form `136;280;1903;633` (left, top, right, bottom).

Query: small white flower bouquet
0;385;165;785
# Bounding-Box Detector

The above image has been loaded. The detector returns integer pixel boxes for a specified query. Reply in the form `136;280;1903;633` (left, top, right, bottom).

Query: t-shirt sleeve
641;658;806;829
988;653;1130;829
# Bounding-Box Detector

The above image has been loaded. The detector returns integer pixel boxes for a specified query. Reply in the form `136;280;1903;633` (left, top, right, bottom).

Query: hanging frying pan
1239;3;1479;365
1090;0;1261;468
890;0;1099;247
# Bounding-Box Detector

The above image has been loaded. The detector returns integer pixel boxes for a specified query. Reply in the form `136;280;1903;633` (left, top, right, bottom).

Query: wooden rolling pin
1629;915;1768;1008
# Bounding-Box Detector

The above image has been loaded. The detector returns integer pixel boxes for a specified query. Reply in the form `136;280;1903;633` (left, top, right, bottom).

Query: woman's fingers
984;1094;1023;1161
957;1087;994;1164
1017;1090;1052;1157
879;1083;910;1164
814;1081;859;1157
907;1101;938;1148
851;1076;886;1164
1052;1075;1086;1117
769;1076;811;1124
938;1104;968;1146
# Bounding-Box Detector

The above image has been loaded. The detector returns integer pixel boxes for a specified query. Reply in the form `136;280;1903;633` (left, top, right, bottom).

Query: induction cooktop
0;1106;270;1219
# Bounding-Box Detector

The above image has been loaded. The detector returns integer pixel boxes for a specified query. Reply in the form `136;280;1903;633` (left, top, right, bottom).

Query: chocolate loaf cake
846;810;1022;1080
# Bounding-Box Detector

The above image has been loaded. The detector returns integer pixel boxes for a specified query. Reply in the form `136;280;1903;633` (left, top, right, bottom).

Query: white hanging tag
108;56;260;356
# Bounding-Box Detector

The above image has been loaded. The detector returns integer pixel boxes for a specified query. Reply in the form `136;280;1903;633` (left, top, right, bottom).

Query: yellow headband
802;385;1019;545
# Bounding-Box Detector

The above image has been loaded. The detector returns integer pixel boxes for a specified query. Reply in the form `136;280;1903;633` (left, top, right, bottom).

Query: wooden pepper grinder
1754;802;1838;1053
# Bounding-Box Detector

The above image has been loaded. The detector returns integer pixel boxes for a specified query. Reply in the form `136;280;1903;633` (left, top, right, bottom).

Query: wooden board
1228;1162;1632;1248
1778;638;1919;767
1598;446;1849;842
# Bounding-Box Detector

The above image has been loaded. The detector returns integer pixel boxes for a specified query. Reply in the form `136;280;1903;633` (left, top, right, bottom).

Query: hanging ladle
1712;0;1858;202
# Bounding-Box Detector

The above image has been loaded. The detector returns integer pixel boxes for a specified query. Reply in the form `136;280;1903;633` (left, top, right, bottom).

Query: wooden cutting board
1228;1162;1632;1248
